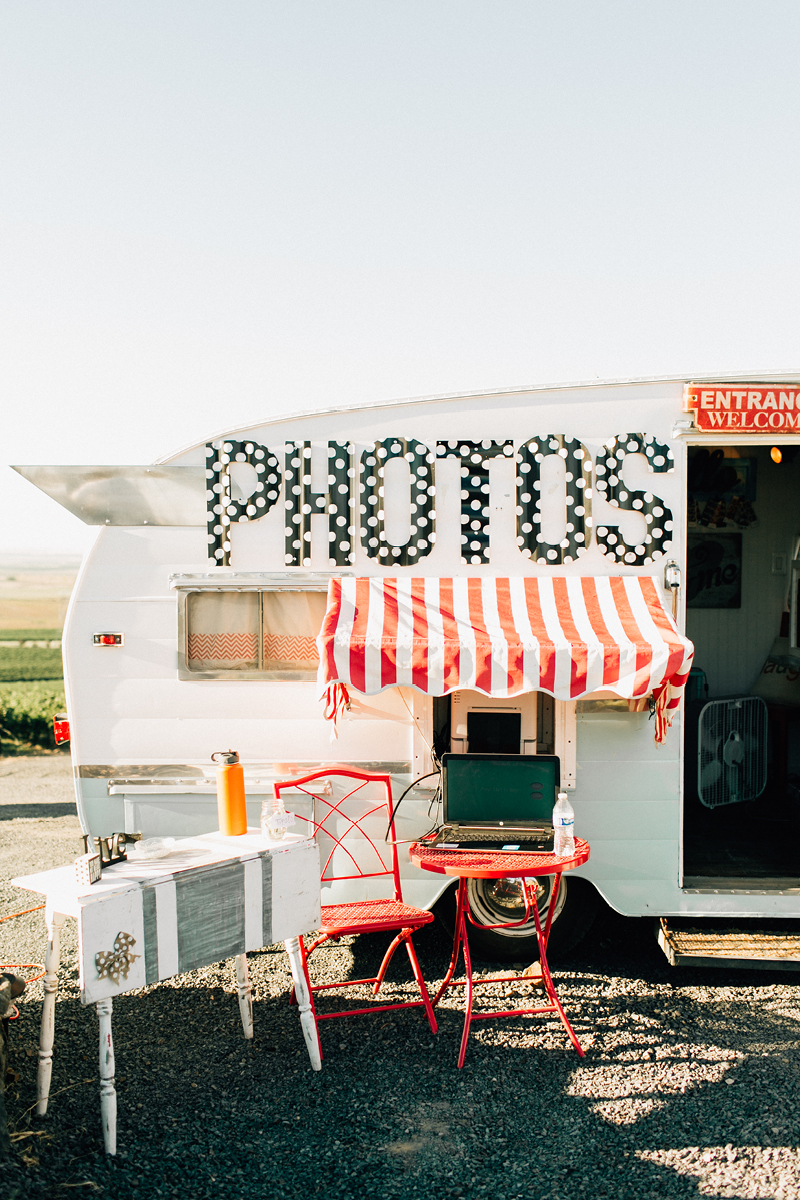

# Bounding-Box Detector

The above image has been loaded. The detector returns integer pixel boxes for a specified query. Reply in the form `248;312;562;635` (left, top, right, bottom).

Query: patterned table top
409;838;590;879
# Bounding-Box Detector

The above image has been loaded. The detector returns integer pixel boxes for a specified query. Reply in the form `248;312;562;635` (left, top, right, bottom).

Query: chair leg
372;932;405;995
404;933;438;1035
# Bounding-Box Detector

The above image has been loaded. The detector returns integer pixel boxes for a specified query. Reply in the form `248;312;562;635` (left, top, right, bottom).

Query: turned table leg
283;937;322;1071
96;998;117;1155
235;953;253;1039
37;908;65;1116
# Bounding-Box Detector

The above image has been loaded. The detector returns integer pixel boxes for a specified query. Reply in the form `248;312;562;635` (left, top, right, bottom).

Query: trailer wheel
433;874;600;963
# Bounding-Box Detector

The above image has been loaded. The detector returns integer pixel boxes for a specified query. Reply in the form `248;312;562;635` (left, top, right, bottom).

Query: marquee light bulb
771;446;783;463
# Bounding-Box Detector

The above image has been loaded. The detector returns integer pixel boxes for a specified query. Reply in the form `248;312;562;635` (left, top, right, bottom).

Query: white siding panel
576;712;681;763
575;799;677;843
77;528;207;600
75;717;412;765
581;837;678;882
574;759;680;803
66;603;177;681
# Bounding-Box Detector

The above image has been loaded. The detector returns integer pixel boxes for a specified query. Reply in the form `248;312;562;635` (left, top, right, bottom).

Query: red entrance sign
684;383;800;432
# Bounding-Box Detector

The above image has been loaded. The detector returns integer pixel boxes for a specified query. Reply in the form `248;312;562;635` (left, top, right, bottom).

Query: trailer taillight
93;633;124;646
53;714;70;744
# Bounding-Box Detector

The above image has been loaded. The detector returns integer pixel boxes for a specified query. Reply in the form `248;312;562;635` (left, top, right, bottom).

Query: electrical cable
397;688;435;758
385;770;441;844
0;906;48;1005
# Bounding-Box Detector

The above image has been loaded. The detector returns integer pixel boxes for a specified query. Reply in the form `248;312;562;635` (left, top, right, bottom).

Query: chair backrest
274;769;402;901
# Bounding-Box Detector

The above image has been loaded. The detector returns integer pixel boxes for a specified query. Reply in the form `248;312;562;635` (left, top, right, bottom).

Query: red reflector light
93;632;124;646
53;714;70;745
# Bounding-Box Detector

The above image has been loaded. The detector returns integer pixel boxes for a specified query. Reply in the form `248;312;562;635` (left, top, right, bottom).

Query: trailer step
657;918;800;971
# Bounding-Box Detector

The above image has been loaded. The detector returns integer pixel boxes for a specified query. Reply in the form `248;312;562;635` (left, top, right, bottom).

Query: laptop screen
442;753;560;826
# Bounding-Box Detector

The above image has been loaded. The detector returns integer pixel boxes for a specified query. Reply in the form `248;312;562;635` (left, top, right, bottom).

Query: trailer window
183;588;327;679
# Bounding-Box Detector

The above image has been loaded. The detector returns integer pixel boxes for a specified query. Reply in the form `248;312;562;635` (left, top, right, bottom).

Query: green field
0;680;67;752
0;628;66;750
0;628;62;640
0;646;64;681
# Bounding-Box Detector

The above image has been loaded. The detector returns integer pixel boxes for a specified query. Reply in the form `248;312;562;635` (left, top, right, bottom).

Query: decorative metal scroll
95;932;140;985
436;440;514;564
515;435;593;564
594;433;675;565
206;440;282;567
283;441;355;567
358;439;436;564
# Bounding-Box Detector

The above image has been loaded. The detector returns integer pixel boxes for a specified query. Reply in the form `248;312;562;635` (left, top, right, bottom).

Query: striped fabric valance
316;576;694;743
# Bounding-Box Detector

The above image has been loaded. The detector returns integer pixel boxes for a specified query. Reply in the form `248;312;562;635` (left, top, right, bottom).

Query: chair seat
320;898;435;934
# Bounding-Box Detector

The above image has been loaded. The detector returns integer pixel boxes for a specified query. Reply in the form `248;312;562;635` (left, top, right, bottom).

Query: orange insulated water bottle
212;750;247;836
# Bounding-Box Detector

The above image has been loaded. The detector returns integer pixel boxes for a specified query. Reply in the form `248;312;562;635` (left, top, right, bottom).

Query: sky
2;1;800;554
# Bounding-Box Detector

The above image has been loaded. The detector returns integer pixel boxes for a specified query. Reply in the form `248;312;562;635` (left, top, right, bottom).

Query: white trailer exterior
17;372;800;952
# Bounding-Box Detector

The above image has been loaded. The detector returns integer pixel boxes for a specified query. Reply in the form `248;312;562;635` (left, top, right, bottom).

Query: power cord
385;770;442;844
0;904;47;1017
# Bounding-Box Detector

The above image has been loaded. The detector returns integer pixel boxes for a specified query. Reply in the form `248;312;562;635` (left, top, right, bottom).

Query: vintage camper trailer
16;372;800;965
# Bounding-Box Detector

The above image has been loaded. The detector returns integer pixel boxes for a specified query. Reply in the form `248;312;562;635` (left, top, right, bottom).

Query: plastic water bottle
553;792;575;858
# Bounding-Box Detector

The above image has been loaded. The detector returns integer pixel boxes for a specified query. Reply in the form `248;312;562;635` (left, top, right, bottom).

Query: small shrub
0;681;67;751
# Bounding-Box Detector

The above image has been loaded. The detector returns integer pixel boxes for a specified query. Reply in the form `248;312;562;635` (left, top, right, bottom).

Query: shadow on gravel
4;902;800;1198
0;803;77;820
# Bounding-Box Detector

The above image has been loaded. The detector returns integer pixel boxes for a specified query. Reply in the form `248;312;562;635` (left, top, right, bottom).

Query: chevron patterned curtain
187;590;260;671
262;591;327;672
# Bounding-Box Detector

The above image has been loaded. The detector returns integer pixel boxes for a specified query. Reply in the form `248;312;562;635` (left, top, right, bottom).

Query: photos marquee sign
206;432;676;572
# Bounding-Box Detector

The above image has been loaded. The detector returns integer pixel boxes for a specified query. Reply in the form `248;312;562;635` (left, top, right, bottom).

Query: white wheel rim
466;874;567;939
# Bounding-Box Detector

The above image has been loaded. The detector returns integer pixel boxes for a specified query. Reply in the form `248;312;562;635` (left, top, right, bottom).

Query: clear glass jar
260;795;288;840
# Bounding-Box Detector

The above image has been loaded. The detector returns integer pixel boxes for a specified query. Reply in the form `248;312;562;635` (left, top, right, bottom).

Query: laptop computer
427;753;560;853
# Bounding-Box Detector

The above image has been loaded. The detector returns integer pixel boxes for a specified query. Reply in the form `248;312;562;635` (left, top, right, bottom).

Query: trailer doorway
683;442;800;886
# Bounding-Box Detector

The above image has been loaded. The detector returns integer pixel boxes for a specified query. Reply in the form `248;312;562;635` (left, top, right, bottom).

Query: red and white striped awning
317;576;694;743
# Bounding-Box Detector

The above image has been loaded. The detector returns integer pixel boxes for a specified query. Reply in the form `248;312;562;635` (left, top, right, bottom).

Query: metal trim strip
76;761;413;780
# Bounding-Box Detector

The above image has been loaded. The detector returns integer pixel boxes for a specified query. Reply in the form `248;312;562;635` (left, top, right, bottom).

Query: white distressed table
13;829;322;1155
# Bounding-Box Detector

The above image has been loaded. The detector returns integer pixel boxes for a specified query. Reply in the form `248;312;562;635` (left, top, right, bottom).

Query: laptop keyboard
432;826;553;848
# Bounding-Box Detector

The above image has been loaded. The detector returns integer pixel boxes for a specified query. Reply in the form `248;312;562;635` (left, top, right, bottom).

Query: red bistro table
410;839;590;1068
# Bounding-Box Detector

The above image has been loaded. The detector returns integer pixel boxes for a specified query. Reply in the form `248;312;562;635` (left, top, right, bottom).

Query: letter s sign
594;433;675;565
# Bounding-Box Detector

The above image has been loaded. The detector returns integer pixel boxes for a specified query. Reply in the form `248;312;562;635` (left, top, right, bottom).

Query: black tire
433;874;601;963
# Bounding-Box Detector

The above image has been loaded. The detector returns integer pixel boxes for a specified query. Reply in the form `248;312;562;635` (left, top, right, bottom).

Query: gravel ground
1;756;800;1199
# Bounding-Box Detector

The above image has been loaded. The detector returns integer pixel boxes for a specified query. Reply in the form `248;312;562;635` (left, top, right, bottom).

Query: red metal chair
274;768;438;1050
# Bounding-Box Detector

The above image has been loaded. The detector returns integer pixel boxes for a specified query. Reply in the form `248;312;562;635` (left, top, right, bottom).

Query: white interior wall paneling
686;447;800;697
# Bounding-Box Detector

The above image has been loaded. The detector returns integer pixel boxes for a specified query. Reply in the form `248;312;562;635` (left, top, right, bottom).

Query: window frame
171;573;339;682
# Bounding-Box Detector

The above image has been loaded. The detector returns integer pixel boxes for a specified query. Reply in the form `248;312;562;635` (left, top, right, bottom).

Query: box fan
696;697;768;809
